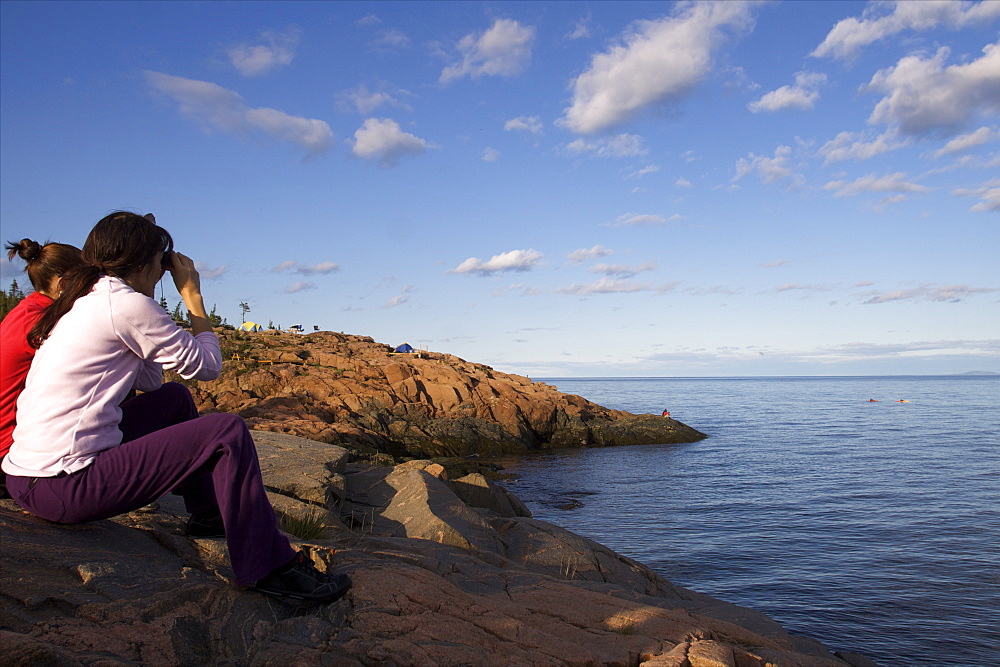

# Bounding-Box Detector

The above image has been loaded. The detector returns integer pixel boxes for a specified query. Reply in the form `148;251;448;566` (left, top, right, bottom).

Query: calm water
496;376;1000;666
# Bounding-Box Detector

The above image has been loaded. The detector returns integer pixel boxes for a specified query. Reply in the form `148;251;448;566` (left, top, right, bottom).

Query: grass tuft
279;509;330;540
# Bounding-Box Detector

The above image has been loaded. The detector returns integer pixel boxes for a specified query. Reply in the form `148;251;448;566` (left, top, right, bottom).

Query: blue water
496;376;1000;666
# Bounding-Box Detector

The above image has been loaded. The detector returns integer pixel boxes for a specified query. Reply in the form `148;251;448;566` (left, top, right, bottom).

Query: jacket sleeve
113;291;223;382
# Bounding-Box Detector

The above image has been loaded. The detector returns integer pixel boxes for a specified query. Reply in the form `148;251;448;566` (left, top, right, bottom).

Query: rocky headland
180;330;706;462
1;331;877;665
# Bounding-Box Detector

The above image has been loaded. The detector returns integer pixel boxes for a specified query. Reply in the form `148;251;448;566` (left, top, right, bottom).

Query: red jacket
0;291;51;457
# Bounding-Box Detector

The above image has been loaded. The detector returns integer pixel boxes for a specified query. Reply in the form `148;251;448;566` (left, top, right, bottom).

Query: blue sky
2;1;998;377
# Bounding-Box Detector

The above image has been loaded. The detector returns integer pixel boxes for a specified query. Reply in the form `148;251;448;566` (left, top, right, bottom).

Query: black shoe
254;551;352;603
186;508;225;538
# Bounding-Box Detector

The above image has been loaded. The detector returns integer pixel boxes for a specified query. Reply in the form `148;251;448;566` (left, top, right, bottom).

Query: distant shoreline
535;372;999;380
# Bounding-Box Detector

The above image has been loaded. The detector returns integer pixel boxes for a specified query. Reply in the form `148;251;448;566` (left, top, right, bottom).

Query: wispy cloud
589;261;657;278
272;260;340;275
144;71;333;155
761;260;789;268
227;28;300;77
952;179;1000;212
733;145;801;185
818;130;906;164
384;285;414;308
284;280;317;294
812;0;1000;60
337;84;414;115
373;29;410;50
448;249;543;276
557;277;651;295
565;16;592;41
611;212;670;227
195;262;228;279
860;284;999;304
351;118;430;167
864;42;1000;137
482;147;500;162
935;126;998;157
504;115;543;135
440;19;535;84
565;133;647;158
748;71;826;112
560;2;754;133
823;172;927;198
568;245;613;262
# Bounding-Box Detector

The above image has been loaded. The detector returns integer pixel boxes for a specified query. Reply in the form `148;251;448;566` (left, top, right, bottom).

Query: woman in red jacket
0;238;84;492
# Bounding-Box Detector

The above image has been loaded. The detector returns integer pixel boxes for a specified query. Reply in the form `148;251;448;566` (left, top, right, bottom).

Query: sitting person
1;238;85;497
2;211;350;602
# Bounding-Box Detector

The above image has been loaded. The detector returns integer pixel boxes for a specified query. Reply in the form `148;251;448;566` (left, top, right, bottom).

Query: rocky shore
1;332;876;665
2;430;876;666
180;330;706;461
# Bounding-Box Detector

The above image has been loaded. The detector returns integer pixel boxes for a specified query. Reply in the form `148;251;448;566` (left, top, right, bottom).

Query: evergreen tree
0;279;26;322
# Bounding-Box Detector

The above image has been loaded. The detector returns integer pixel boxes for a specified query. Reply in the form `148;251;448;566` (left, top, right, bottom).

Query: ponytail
26;211;173;349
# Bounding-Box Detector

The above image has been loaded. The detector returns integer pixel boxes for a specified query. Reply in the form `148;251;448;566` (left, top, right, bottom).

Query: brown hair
28;211;173;348
4;239;83;294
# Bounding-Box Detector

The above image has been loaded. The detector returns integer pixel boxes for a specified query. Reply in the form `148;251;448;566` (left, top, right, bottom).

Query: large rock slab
0;431;869;666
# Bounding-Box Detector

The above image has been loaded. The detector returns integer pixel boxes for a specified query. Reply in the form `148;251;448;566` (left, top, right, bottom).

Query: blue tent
394;343;414;353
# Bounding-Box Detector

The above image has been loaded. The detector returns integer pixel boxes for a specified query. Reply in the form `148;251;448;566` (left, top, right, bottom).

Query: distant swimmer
868;398;879;402
896;399;909;403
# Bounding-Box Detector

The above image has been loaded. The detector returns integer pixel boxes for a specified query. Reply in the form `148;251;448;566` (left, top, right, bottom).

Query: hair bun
19;238;42;262
5;238;41;263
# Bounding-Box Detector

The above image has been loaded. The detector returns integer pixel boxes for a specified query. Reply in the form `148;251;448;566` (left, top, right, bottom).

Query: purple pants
7;383;294;585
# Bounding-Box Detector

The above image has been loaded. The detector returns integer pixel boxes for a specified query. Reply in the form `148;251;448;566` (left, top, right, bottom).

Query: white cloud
761;260;789;268
284;281;317;294
273;261;340;275
621;164;660;180
227;28;300;77
935;126;998;156
357;14;381;27
566;17;592;40
482;147;500;162
351;118;429;167
195;262;228;279
589;261;657;278
145;71;334;155
823;172;928;197
748;71;826;112
568;246;613;262
865;42;1000;137
812;0;1000;60
733;145;799;185
449;249;543;276
557;277;650;295
338;84;413;114
861;284;1000;304
560;2;754;134
384;285;414;308
504;115;544;134
373;29;410;49
440;19;535;84
675;177;693;188
566;133;647;158
818;130;906;164
952;178;1000;211
613;213;669;227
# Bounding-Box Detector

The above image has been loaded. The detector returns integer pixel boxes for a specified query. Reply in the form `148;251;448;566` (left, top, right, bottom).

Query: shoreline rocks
0;430;876;666
177;330;706;461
